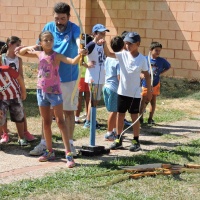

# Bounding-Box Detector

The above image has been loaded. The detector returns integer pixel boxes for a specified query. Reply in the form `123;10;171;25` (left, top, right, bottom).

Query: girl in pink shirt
17;31;85;168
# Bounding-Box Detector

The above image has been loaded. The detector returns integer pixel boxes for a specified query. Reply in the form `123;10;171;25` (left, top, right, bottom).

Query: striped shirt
0;66;20;100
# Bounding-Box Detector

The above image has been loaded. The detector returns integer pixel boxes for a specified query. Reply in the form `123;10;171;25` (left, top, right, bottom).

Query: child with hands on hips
140;42;171;125
17;31;87;168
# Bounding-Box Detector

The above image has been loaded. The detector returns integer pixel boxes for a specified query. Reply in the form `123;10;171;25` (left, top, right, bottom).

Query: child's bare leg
1;120;8;133
149;95;156;119
86;100;99;121
23;110;28;132
53;103;70;152
108;112;117;132
39;106;52;151
15;122;25;139
130;113;140;137
75;92;83;117
84;91;90;115
116;112;125;136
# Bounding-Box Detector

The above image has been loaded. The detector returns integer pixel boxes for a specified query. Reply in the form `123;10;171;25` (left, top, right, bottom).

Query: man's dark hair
150;42;162;51
54;2;70;16
110;36;124;52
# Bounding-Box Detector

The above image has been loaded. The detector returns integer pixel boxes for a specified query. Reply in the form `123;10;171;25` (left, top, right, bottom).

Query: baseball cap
92;24;110;33
123;32;141;43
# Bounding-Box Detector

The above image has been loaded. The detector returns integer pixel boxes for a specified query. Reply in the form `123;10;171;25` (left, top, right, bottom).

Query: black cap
123;32;141;43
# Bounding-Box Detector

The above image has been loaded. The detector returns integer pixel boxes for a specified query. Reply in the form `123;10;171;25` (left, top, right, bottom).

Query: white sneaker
29;143;46;156
70;143;77;157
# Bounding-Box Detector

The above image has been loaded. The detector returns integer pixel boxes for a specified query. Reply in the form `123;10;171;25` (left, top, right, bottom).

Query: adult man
30;2;80;156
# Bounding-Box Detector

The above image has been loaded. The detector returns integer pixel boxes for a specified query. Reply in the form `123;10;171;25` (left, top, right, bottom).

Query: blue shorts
103;87;118;112
37;89;63;107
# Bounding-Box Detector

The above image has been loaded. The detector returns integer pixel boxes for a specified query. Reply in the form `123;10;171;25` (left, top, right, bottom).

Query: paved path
1;119;200;184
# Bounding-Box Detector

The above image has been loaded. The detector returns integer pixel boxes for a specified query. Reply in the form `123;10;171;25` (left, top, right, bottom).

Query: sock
75;116;79;121
113;128;116;133
133;136;139;143
69;139;73;145
66;151;71;155
41;139;46;145
48;148;53;152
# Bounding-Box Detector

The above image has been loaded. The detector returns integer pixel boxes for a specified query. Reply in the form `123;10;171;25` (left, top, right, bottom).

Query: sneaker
148;118;155;126
104;132;116;141
83;120;101;129
75;120;81;124
29;143;46;156
83;120;90;128
0;132;9;143
39;149;55;162
70;143;77;157
124;119;132;126
110;138;123;150
18;138;28;146
66;152;75;168
24;131;35;141
129;140;141;152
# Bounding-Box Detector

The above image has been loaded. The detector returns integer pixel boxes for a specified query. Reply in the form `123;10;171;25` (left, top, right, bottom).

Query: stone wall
0;0;200;79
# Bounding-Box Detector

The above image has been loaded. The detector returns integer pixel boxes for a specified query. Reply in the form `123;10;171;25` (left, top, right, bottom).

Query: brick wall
0;0;200;79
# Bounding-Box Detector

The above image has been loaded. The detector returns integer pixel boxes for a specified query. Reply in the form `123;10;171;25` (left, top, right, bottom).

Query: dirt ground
1;118;200;185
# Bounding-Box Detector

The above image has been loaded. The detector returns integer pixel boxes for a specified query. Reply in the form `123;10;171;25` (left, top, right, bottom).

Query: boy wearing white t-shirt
110;32;152;151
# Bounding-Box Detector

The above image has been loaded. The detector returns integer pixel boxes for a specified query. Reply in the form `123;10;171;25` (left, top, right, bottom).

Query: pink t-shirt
37;51;61;94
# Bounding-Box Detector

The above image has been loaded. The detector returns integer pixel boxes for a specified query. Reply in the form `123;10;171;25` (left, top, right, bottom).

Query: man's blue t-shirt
142;56;171;87
42;21;80;82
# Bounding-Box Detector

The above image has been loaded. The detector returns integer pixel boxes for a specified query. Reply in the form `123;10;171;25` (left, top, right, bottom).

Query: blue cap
123;32;141;43
92;24;110;33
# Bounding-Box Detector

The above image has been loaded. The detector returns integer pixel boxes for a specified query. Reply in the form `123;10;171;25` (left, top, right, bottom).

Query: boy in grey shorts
0;65;27;146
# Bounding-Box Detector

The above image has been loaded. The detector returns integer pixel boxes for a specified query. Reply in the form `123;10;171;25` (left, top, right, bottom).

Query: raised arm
17;45;40;58
57;54;81;65
56;49;87;65
103;42;116;58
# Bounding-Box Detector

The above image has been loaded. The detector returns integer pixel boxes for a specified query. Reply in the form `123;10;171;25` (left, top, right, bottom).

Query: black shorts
117;94;141;114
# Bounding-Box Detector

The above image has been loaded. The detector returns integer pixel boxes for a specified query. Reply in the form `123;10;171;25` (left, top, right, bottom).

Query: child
103;36;124;141
17;31;86;167
0;36;35;144
0;65;27;145
140;42;171;125
110;32;152;151
84;24;115;128
75;34;93;124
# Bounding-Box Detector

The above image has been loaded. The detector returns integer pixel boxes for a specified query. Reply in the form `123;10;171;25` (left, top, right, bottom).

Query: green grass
1;76;200;199
1;139;200;200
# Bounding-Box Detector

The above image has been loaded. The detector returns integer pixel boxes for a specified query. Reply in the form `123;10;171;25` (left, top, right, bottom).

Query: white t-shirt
115;50;148;98
85;42;106;84
2;54;20;72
